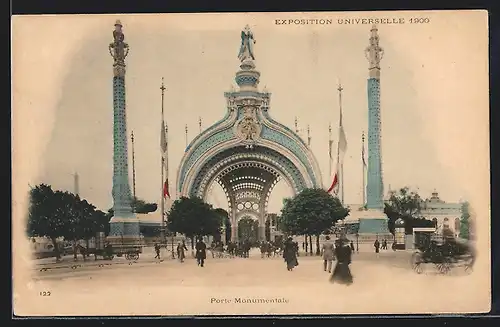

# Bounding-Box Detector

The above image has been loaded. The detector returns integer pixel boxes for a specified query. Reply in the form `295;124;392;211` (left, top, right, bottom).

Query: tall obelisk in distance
358;25;390;238
107;20;140;248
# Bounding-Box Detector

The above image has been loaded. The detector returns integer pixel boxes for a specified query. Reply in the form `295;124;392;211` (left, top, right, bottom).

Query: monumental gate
176;25;323;241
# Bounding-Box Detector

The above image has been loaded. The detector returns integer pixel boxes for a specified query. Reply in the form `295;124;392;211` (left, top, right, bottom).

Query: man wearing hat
321;235;335;273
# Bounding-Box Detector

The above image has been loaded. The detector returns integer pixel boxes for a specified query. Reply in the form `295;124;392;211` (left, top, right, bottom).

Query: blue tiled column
107;21;140;241
366;78;384;210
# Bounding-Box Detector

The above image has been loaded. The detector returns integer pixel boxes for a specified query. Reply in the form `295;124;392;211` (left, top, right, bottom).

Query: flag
160;120;170;198
160;120;167;157
338;123;347;162
327;172;339;194
362;141;366;167
163;179;170;198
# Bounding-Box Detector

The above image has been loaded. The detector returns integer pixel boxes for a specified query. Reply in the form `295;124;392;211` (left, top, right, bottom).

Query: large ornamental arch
176;25;323;241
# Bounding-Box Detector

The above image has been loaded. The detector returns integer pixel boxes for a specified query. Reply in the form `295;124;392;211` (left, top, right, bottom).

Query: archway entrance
176;25;323;243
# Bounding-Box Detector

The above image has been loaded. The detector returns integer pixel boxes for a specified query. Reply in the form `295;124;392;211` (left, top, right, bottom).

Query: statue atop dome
238;25;256;62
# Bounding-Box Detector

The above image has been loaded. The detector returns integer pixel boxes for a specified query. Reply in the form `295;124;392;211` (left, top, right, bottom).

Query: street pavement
16;246;489;316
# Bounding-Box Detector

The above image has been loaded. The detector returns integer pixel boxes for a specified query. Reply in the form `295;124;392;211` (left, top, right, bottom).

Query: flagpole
307;125;311;147
328;123;332;182
337;82;344;205
199;117;202;134
160;78;166;245
131;131;136;200
185;124;188;148
362;131;366;207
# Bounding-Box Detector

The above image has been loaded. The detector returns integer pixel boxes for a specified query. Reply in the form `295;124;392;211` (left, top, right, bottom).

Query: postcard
12;10;490;316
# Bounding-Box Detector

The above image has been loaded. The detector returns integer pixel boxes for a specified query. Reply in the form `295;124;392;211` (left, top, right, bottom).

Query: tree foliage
384;187;435;234
167;197;223;240
107;197;157;217
280;188;349;237
459;201;470;239
238;217;258;242
385;187;422;234
27;184;110;258
213;208;230;242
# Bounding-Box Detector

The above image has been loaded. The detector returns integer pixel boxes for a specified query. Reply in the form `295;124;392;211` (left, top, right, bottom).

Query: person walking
283;237;299;271
382;239;388;250
350;240;355;253
195;237;207;267
154;243;161;260
374;239;380;254
321;235;335;273
177;240;188;263
330;237;353;285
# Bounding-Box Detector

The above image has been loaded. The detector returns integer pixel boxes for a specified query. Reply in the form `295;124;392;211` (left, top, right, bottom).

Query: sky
13;11;489;217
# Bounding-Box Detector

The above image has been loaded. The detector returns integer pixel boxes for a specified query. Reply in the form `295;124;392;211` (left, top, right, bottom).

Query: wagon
411;238;475;274
113;246;141;261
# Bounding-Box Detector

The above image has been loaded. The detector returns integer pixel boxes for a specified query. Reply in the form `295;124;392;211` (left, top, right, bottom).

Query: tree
265;218;271;242
131;197;158;214
280;188;350;255
384;187;425;234
459;201;471;239
238;217;259;243
28;184;111;261
27;184;67;259
167;197;222;248
213;208;230;242
107;197;158;217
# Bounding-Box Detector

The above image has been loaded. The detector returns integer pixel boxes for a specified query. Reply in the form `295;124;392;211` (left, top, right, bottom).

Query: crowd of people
152;235;366;286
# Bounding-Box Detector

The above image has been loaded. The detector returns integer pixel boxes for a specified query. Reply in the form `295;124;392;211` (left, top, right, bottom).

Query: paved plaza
16;246;487;316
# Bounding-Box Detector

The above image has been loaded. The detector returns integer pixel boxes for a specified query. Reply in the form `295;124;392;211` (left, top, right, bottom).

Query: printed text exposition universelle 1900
274;17;431;25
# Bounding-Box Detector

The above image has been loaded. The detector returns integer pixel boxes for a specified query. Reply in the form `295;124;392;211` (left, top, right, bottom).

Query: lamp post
171;232;175;259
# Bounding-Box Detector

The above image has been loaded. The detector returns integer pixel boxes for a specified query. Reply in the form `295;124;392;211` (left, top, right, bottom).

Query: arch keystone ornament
176;25;323;242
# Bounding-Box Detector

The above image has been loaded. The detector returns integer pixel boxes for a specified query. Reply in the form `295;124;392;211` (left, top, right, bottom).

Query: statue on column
365;25;384;69
109;20;129;65
238;25;256;62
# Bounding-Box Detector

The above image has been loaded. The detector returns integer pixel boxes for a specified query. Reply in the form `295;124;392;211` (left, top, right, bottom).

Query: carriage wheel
125;253;131;260
131;253;139;260
464;255;474;274
436;262;451;274
411;252;424;274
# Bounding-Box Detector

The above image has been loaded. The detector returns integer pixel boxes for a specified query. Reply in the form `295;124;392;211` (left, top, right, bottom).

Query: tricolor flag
327;109;348;194
163;179;170;198
160;120;170;198
160;121;167;158
327;171;339;194
338;123;348;162
328;139;334;159
362;139;366;167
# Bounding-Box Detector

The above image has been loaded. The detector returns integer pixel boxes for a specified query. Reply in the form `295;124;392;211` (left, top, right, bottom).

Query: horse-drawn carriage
92;232;141;261
411;236;475;274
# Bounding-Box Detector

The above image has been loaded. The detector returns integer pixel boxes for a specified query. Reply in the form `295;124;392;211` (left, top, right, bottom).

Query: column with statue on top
106;20;142;254
357;25;392;243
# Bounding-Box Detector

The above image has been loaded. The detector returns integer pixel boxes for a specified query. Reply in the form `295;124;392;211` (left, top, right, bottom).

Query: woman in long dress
283;237;299;271
330;238;353;285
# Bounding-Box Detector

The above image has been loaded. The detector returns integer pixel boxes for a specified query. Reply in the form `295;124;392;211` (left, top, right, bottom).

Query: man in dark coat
283;237;299;271
195;238;207;267
374;239;380;253
330;237;353;285
154;243;161;260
